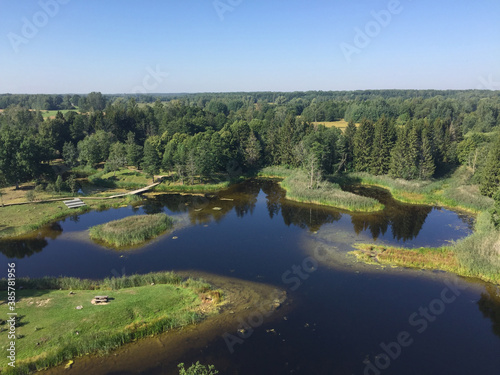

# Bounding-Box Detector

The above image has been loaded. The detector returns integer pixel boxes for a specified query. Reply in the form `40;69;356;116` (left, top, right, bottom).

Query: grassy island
259;166;384;212
89;213;174;248
0;272;221;375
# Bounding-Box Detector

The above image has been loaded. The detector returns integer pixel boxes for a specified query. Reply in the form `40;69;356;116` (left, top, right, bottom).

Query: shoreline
350;243;500;286
39;272;289;375
0;272;223;375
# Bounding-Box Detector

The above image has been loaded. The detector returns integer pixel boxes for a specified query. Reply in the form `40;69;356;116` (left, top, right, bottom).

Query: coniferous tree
343;120;357;171
419;129;436;179
370;115;395;175
389;127;407;179
390;122;420;180
353;119;374;172
480;133;500;197
406;124;421;179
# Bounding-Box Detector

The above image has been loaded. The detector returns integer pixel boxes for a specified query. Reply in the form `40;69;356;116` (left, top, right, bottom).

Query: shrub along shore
0;272;221;375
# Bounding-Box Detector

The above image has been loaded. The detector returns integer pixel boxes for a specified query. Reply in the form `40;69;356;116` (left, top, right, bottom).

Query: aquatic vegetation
89;213;174;248
351;244;461;274
178;361;219;375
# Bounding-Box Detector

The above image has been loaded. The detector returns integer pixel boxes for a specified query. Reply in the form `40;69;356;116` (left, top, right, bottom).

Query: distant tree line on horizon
0;90;500;200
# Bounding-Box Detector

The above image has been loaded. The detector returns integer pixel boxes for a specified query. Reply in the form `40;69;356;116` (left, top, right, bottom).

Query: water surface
1;179;499;375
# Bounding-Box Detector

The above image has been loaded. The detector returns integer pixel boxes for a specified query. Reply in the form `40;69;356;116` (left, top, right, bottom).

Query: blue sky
0;0;499;93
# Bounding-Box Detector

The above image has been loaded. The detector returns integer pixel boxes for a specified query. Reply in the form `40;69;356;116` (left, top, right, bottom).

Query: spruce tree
405;124;420;180
389;127;407;179
419;129;435;179
343;120;357;171
353;118;374;172
480;133;500;197
370;115;395;175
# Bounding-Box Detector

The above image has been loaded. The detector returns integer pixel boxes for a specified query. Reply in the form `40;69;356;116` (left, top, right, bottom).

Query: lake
1;179;499;375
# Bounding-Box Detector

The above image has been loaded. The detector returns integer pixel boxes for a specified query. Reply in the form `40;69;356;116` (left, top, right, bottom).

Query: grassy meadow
0;272;220;375
0;199;128;239
89;213;174;248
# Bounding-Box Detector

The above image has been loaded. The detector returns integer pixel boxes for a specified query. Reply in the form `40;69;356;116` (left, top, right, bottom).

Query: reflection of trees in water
347;187;433;241
280;205;341;232
0;223;63;259
390;205;432;241
261;180;342;232
478;285;500;338
0;180;469;258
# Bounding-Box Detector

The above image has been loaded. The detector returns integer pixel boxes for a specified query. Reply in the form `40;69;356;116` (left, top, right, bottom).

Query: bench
63;198;86;209
94;296;109;303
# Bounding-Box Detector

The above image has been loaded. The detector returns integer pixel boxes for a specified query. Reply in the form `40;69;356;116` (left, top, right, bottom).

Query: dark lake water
1;179;500;375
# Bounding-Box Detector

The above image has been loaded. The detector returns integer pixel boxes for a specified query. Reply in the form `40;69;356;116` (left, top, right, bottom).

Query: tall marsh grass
0;271;184;291
453;212;500;284
260;167;383;212
89;213;174;248
350;166;493;213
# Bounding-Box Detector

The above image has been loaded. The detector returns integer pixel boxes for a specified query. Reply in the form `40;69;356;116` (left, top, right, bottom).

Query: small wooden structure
63;198;86;209
94;296;109;303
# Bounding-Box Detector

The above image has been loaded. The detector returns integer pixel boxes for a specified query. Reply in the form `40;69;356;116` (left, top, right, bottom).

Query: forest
1;90;500;206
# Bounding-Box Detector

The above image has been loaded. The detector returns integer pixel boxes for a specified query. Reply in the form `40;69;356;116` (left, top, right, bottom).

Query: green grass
452;212;500;284
0;198;130;239
88;169;151;189
40;109;78;119
351;244;462;274
89;213;174;248
259;166;384;212
348;166;493;213
0;272;220;375
154;177;245;193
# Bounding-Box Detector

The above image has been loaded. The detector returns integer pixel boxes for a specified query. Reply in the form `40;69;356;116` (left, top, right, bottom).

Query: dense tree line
1;90;500;201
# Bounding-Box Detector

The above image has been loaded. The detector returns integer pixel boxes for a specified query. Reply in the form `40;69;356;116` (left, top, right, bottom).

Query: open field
310;119;359;131
0;272;220;375
40;109;79;119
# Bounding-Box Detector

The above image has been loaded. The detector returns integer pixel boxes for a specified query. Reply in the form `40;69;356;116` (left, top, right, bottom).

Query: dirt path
0;182;162;208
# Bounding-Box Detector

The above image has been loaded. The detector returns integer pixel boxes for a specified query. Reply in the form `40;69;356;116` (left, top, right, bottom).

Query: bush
178;362;218;375
25;190;36;202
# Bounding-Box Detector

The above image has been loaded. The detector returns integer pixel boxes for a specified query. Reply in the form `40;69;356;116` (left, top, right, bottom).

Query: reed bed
89;213;174;248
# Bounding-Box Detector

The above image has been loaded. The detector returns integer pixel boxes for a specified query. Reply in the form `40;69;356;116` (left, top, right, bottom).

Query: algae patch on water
89;213;174;248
